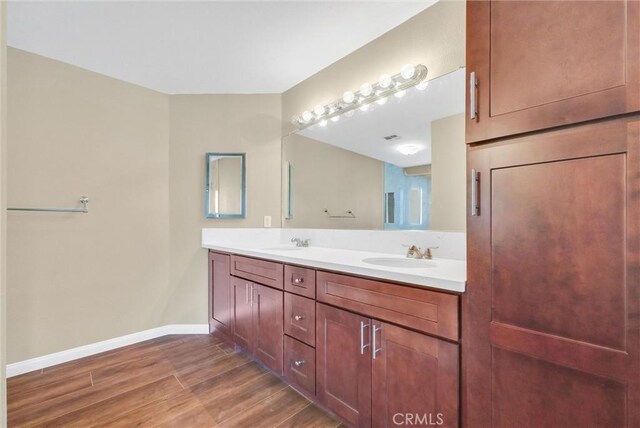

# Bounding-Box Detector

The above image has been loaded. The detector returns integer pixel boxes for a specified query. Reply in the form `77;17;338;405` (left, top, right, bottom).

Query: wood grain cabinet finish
230;276;284;375
284;292;316;347
464;118;640;427
316;303;372;428
466;0;640;143
284;335;316;397
231;276;253;351
230;255;284;289
252;284;284;375
317;271;459;341
371;321;459;428
208;251;232;340
284;265;316;299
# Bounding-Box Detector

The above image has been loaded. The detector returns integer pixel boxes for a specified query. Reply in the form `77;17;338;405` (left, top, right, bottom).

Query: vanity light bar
292;64;428;130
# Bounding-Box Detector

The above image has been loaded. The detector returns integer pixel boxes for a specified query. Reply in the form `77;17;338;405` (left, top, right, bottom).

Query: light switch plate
263;216;272;228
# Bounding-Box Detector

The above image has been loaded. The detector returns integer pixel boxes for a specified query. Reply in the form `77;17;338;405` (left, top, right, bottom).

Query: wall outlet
263;216;272;228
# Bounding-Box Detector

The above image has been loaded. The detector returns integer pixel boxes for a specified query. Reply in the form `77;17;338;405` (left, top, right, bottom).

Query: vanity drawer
284;292;316;347
316;271;459;341
230;255;284;289
284;335;316;397
284;265;316;298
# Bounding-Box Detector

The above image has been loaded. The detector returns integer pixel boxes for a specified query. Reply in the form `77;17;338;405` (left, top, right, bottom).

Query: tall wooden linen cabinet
463;1;640;427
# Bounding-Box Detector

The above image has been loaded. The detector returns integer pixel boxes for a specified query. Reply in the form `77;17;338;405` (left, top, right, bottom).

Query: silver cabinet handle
360;321;370;355
245;283;249;304
293;315;305;321
293;277;304;284
471;169;480;216
292;359;305;368
372;325;382;359
469;71;478;120
250;284;254;306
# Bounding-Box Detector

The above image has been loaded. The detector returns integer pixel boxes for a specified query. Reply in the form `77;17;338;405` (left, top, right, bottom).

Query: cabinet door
316;303;371;428
209;252;232;340
464;118;640;427
372;321;458;428
466;0;640;143
231;277;253;352
253;284;284;375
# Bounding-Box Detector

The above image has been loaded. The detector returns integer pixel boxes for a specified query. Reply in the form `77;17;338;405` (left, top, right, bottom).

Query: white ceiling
298;68;465;167
7;1;436;94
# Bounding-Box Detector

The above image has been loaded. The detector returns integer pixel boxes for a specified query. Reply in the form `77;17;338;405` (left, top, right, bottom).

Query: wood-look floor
7;334;342;428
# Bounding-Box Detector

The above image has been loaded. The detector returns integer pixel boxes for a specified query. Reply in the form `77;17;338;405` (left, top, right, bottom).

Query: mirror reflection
282;68;466;231
205;153;246;218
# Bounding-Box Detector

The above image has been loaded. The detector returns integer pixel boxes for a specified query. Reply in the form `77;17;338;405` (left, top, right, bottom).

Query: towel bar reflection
8;196;89;213
323;208;356;219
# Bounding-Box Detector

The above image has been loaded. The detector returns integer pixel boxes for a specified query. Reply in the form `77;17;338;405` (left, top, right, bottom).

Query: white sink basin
362;257;437;269
261;246;302;251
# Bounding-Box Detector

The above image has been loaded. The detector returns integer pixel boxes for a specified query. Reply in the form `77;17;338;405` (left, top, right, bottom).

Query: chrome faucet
406;245;438;260
291;237;310;248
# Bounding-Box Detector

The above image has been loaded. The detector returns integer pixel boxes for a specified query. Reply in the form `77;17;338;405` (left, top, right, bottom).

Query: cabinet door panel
209;252;232;340
464;118;640;427
466;0;639;143
253;284;284;375
372;322;459;428
316;303;371;428
231;277;253;352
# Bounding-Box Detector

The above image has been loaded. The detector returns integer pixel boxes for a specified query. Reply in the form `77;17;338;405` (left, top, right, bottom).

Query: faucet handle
424;246;439;259
405;244;420;258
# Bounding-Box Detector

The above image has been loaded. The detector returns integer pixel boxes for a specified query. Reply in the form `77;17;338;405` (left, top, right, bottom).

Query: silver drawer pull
360;321;370;355
293;315;305;321
470;71;478;120
292;359;305;368
293;277;304;284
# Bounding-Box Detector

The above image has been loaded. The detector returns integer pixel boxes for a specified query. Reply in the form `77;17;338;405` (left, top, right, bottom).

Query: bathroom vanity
203;234;465;428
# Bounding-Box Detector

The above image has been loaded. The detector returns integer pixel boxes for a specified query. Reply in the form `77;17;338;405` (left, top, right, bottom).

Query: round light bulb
359;104;369;112
376;97;388;105
344;110;354;118
330;115;340;122
400;63;416;80
360;82;373;97
319;119;328;127
394;89;406;98
313;105;326;116
343;91;356;104
416;80;429;90
378;74;392;89
301;111;314;122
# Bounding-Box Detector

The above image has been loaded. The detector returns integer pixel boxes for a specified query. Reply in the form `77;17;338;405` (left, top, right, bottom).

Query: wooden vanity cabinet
466;0;640;143
231;276;253;351
253;283;284;374
464;117;640;427
210;251;462;427
317;303;460;428
208;251;232;341
228;260;285;375
316;303;372;428
371;321;459;428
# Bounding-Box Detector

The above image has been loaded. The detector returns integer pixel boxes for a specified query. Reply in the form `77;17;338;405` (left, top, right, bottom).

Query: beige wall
7;48;171;363
1;2;7;424
283;134;383;229
281;0;465;135
430;114;466;231
165;94;281;324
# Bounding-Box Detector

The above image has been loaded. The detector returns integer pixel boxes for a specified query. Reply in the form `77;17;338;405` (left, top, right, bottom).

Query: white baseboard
6;324;209;378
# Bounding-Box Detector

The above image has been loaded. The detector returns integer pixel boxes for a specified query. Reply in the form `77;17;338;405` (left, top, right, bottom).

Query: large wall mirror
282;68;465;231
205;153;246;218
